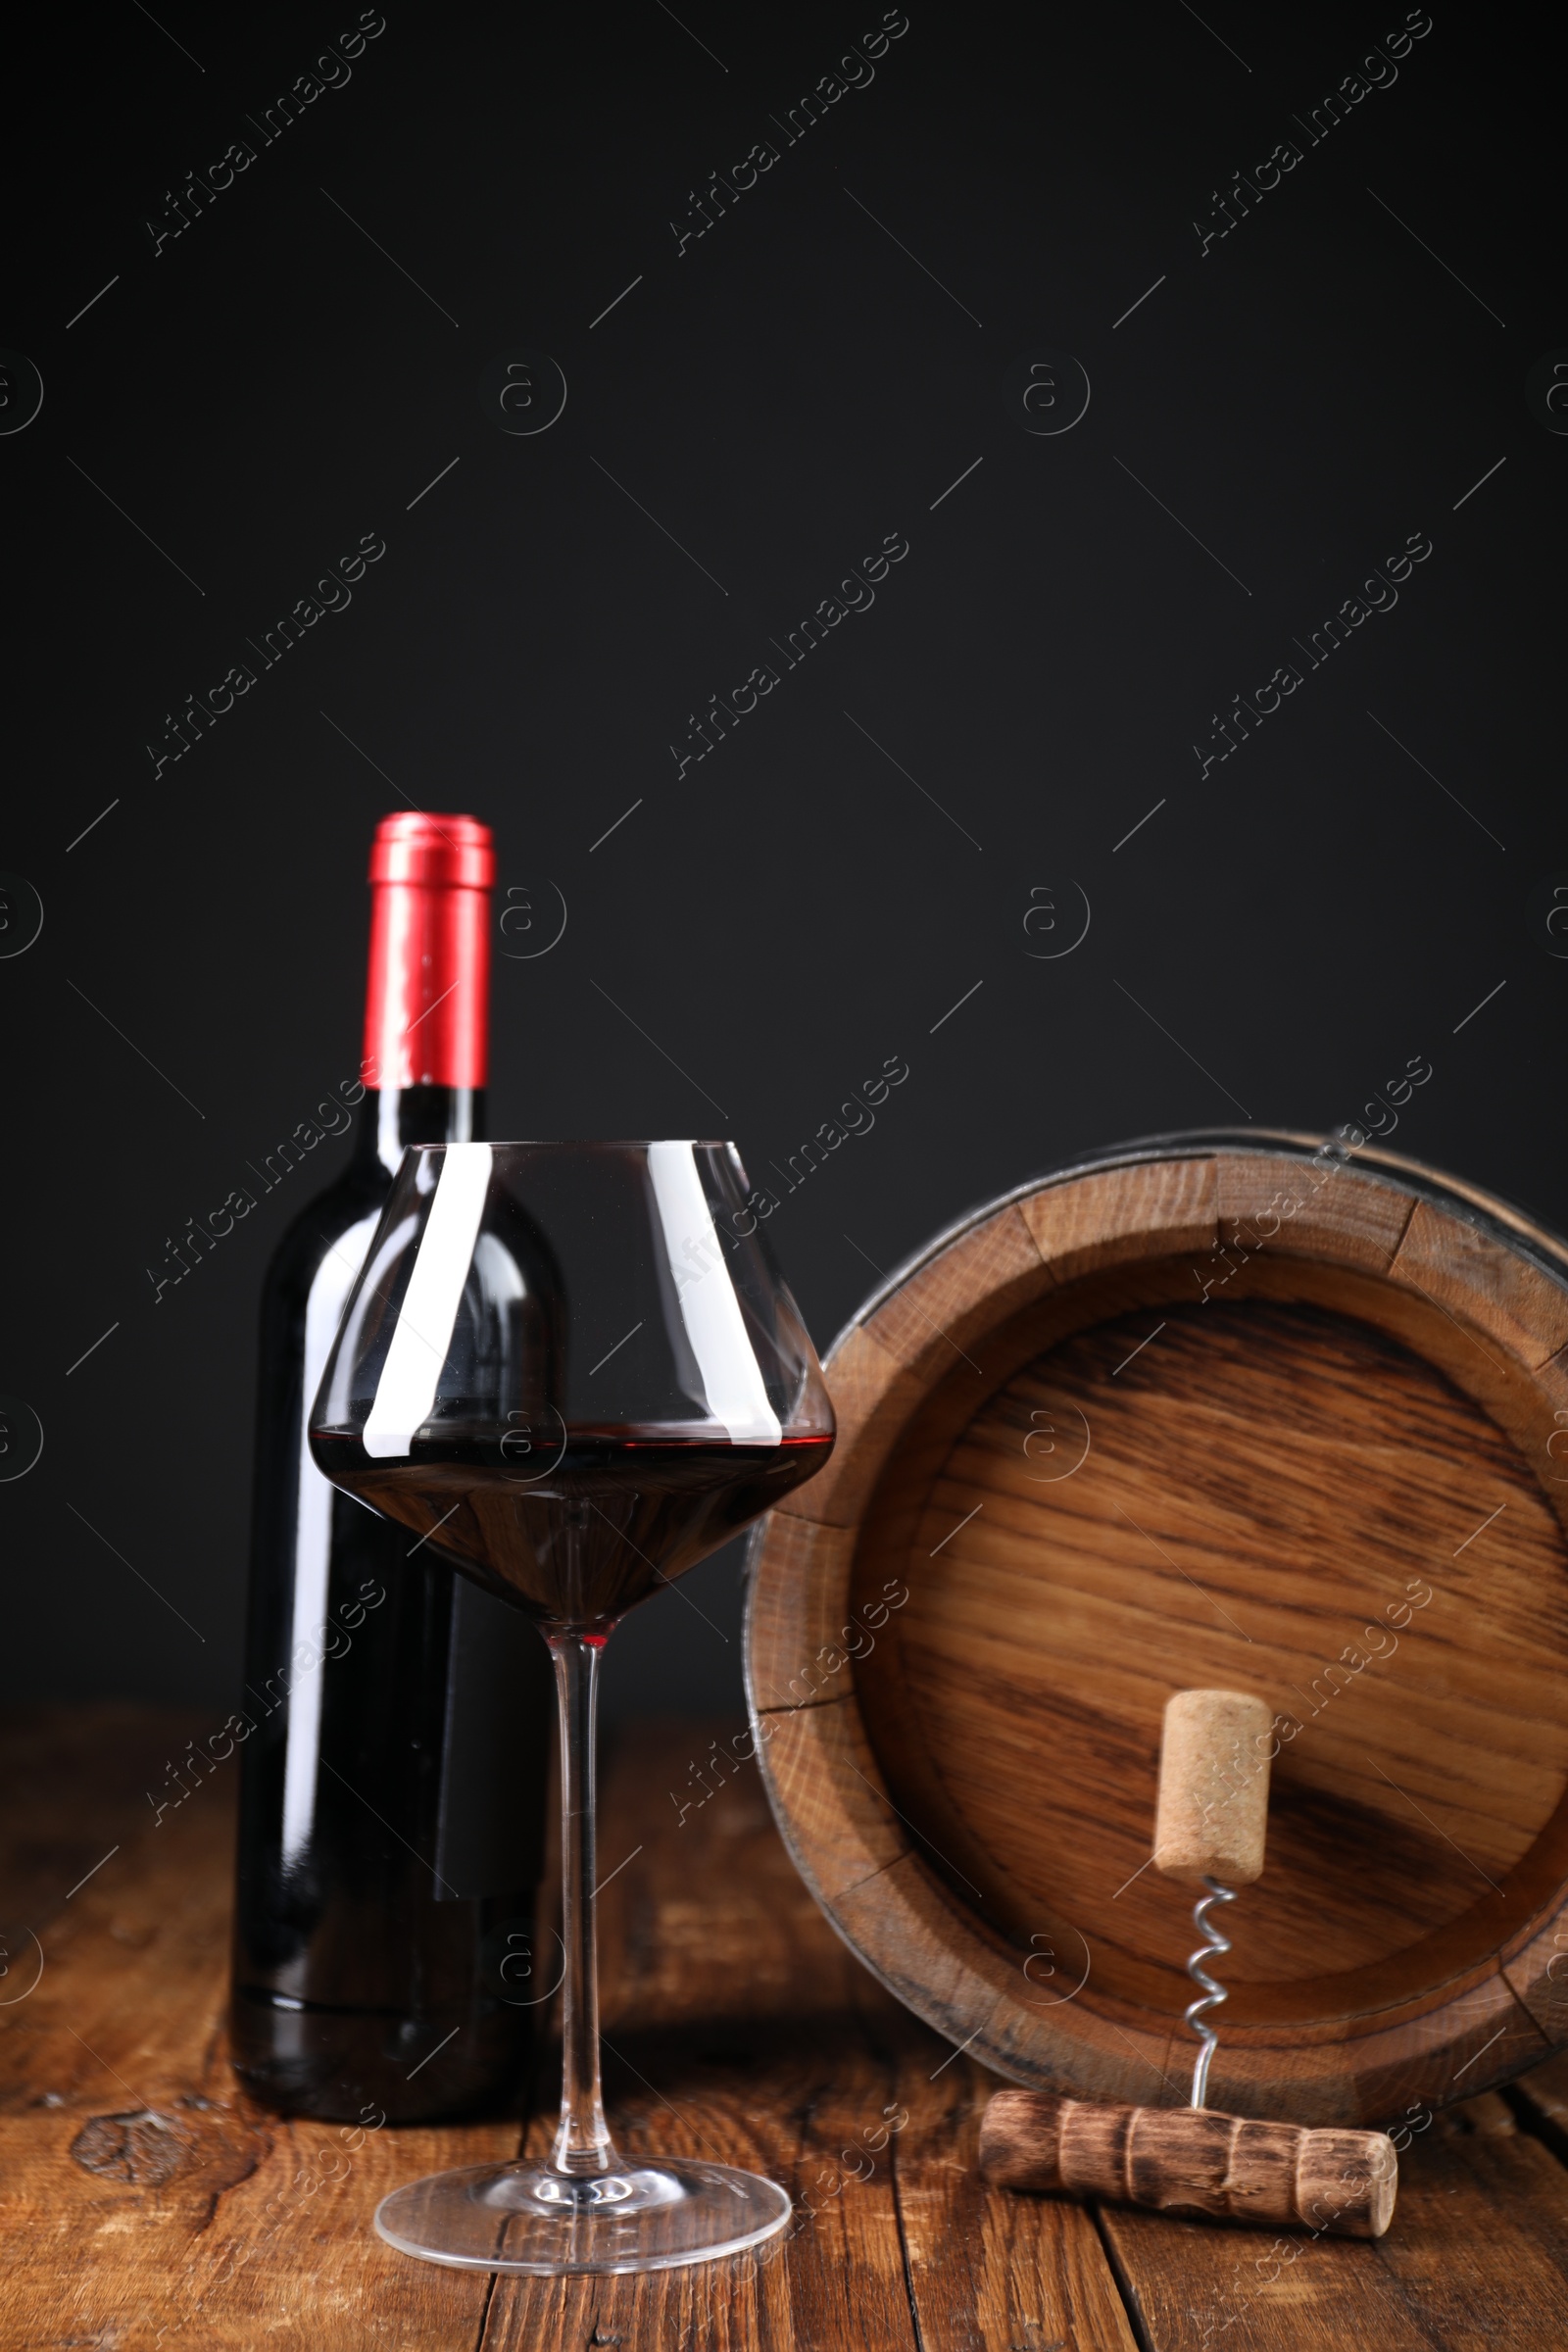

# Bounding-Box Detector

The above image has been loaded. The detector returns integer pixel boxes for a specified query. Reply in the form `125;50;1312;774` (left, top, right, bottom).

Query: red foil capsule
362;812;493;1090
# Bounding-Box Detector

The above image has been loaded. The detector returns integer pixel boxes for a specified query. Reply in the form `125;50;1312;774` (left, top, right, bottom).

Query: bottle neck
358;814;493;1176
363;876;490;1095
353;1085;487;1180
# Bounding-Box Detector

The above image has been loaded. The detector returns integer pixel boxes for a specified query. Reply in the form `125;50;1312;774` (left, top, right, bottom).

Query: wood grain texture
1216;1153;1415;1276
755;1688;909;1901
742;1513;861;1714
748;1145;1568;2129
1103;2093;1568;2350
894;2053;1143;2352
1510;2044;1568;2139
0;1709;512;2351
864;1201;1051;1380
1394;1200;1568;1372
828;1843;1189;2109
0;1703;201;1951
459;1717;1137;2352
1018;1156;1219;1285
8;1707;1568;2345
775;1323;927;1529
869;1294;1568;2000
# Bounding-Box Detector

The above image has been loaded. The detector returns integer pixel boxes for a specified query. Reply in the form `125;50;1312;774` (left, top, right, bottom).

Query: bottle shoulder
261;1160;390;1300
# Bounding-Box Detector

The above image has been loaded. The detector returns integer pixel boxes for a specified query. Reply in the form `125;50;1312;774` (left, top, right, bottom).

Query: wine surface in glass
312;1428;832;1630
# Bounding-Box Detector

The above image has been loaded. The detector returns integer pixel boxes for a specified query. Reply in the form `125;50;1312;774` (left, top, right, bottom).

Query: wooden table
6;1706;1568;2349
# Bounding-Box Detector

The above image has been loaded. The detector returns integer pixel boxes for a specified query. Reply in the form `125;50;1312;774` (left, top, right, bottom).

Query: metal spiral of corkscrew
1185;1875;1237;2107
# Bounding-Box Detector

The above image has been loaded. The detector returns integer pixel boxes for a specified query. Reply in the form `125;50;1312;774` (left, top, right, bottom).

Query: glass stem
546;1632;616;2177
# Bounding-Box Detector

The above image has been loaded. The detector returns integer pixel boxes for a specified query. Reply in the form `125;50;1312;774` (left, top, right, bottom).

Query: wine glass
307;1141;834;2274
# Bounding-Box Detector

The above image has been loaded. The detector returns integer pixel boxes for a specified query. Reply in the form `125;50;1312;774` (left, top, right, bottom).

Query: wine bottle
230;811;555;2122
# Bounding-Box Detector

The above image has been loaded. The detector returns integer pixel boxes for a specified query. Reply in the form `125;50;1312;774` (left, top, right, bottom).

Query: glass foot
374;2157;793;2275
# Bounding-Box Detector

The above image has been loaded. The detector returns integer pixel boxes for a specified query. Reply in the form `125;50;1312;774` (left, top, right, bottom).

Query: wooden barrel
744;1135;1568;2129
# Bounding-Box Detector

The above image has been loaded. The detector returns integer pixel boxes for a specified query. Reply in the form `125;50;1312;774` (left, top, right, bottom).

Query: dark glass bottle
230;812;555;2122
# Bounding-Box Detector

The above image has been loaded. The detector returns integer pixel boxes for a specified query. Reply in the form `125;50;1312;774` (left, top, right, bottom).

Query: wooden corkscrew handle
978;2091;1397;2237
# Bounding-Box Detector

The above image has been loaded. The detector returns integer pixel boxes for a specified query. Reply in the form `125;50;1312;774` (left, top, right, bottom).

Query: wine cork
1154;1688;1273;1885
978;2088;1397;2238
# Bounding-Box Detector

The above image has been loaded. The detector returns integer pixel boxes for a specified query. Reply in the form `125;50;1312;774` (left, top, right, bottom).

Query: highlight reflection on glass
309;1141;834;2275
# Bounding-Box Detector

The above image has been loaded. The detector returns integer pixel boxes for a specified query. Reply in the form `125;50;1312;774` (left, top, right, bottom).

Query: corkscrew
978;1686;1399;2236
1183;1878;1237;2106
1152;1688;1270;2107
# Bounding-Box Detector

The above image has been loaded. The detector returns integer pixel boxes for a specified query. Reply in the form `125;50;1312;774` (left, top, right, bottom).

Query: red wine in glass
313;1427;834;1627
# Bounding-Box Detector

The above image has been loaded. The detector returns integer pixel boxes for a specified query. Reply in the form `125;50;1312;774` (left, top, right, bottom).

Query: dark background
2;0;1561;1722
